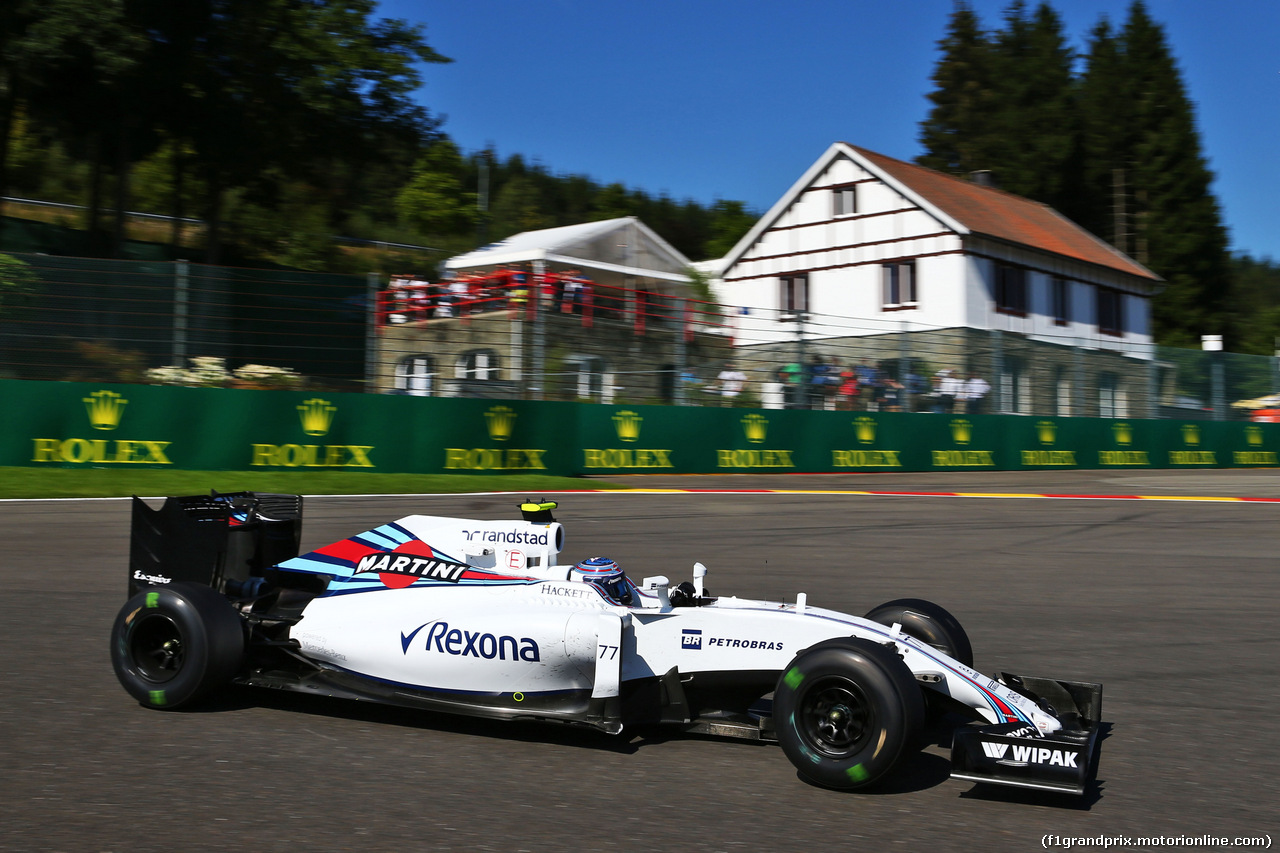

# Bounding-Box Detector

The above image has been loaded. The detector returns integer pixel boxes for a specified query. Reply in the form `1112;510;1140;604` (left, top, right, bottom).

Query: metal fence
3;253;1277;421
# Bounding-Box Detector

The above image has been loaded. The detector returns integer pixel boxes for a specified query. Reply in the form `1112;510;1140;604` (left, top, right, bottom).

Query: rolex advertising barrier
5;379;1278;476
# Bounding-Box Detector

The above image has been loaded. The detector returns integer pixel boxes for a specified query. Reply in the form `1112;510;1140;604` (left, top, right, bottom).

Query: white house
702;142;1164;415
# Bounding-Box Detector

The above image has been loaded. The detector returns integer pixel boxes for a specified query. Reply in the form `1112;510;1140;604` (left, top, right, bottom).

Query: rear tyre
863;598;973;668
773;638;924;790
110;582;245;710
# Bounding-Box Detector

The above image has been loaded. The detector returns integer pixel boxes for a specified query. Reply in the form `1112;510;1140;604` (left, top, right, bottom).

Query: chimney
970;170;996;188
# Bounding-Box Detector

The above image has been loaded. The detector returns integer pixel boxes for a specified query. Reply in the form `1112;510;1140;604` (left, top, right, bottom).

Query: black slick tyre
110;582;245;710
773;637;925;790
863;598;973;668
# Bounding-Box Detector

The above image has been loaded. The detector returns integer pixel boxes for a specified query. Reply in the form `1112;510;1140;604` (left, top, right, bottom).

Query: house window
1099;372;1128;417
882;261;917;309
779;274;808;317
995;264;1028;315
1097;288;1124;336
457;349;500;380
394;355;435;396
1053;366;1072;416
832;185;857;217
565;355;608;401
1000;355;1029;414
1052;278;1071;325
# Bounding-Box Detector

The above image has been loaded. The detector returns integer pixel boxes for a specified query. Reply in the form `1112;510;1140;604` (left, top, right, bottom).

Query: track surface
3;471;1278;851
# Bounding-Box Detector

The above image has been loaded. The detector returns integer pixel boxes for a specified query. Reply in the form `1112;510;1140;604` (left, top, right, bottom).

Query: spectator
716;363;748;406
778;361;803;409
904;368;927;412
836;363;858;411
880;377;904;412
932;368;962;413
962;372;991;414
854;358;877;410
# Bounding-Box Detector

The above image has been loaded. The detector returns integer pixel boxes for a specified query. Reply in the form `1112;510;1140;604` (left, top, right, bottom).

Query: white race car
112;493;1102;795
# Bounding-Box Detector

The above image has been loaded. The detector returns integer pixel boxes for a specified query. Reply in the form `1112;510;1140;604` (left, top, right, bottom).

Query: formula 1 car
112;492;1103;795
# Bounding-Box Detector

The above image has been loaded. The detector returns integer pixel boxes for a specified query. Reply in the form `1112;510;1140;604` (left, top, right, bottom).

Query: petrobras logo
462;529;549;546
354;552;467;583
400;620;540;661
707;636;784;651
979;741;1079;768
681;628;702;650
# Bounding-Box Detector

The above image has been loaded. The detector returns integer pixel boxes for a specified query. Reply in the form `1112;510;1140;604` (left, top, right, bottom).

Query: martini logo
354;541;467;589
446;407;547;470
485;406;517;441
583;409;672;470
613;410;642;442
742;414;769;444
84;390;127;430
32;389;172;465
833;416;901;468
298;398;337;436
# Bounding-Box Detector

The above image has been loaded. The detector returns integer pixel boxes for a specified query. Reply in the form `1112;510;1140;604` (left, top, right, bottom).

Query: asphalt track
2;470;1278;852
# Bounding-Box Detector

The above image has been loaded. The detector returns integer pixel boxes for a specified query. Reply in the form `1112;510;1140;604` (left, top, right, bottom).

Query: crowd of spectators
769;356;990;413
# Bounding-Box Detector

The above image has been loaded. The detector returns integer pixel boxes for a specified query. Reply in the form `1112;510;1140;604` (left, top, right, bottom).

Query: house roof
444;216;693;284
722;142;1160;284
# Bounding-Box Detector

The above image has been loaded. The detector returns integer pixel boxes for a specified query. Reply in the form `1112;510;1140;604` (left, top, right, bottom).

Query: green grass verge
0;467;626;499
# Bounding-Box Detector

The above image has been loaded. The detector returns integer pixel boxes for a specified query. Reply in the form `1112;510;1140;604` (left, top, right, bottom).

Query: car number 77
598;644;618;660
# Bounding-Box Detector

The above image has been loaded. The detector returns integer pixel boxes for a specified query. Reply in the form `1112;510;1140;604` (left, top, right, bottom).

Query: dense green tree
396;140;478;237
917;2;996;176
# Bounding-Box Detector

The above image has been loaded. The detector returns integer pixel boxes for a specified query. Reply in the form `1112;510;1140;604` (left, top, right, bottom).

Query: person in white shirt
962;372;991;414
716;364;748;405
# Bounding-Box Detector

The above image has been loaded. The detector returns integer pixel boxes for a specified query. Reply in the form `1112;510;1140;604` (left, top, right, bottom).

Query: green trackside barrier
3;379;1278;475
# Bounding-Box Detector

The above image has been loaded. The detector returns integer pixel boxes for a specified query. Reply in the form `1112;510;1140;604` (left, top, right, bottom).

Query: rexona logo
979;742;1079;768
251;398;374;469
833;416;902;469
583;409;674;470
718;414;794;469
1021;420;1076;467
400;620;540;661
1170;423;1216;466
1235;425;1278;465
32;390;174;465
444;406;547;471
932;418;994;467
1099;421;1149;467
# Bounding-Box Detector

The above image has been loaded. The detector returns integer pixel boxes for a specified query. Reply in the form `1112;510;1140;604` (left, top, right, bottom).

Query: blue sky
376;1;1278;261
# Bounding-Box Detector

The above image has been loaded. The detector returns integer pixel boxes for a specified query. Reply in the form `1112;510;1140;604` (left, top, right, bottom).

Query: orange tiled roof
849;145;1159;282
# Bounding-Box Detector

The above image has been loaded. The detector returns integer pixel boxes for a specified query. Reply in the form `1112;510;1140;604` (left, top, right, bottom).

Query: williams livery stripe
743;606;1035;727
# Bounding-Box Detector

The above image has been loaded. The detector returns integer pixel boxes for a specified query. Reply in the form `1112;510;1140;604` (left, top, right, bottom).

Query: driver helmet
571;556;632;606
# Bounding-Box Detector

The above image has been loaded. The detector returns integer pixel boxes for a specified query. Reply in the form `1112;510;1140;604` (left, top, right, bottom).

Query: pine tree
917;2;996;175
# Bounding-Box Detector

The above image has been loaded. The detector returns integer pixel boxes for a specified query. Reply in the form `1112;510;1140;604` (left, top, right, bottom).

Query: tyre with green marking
110;582;245;710
773;637;924;790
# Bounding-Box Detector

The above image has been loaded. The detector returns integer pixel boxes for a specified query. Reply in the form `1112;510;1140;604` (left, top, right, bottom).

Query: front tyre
110;582;245;710
774;638;924;790
863;598;973;668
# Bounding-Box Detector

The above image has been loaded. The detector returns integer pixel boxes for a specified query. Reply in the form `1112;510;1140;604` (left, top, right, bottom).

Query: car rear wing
128;491;303;598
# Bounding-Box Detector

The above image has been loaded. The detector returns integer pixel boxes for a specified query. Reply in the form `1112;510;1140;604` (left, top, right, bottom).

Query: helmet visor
590;572;633;606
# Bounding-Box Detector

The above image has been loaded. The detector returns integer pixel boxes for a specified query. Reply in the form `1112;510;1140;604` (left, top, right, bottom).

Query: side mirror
642;575;672;611
693;562;707;598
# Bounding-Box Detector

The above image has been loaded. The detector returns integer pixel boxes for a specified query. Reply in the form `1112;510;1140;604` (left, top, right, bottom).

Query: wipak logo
485;406;517;441
84;390;127;431
741;414;769;444
612;410;642;442
298;398;336;436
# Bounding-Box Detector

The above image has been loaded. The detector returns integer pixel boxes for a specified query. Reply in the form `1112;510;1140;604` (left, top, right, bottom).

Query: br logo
1037;420;1057;445
854;416;876;445
298;398;336;436
84;390;127;431
612;410;642;443
741;414;768;444
950;418;972;446
485;406;516;442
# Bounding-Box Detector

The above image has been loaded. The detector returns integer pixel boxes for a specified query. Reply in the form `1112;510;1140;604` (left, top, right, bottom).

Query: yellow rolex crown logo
854;416;876;444
1181;424;1200;446
1113;423;1132;446
298;398;337;436
950;418;972;445
1246;426;1264;447
612;410;642;443
84;390;128;431
1037;420;1056;445
742;414;768;444
485;406;517;441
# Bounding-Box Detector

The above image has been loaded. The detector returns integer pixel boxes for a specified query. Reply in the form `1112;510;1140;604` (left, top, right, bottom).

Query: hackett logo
32;389;173;465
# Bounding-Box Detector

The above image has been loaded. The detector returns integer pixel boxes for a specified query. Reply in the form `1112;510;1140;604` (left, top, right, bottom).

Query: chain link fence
3;253;1276;421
